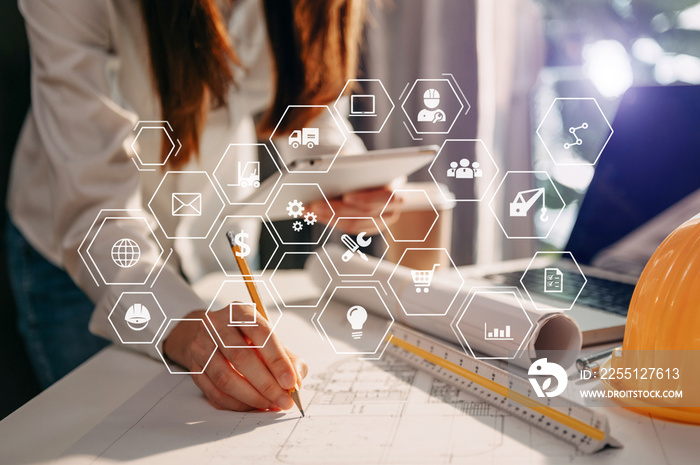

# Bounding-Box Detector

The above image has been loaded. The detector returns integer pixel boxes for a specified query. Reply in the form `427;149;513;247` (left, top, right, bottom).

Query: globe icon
111;238;141;268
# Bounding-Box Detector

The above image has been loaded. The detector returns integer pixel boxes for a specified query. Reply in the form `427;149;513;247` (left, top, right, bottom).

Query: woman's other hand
309;186;402;235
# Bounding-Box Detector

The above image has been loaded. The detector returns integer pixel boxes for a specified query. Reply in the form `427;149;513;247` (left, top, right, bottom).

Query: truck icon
288;127;319;149
227;161;260;189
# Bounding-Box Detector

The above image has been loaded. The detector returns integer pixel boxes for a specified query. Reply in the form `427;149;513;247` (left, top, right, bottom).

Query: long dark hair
139;0;366;168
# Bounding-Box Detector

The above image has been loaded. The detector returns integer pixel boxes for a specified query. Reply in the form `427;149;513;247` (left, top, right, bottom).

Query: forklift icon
227;161;260;189
288;127;319;149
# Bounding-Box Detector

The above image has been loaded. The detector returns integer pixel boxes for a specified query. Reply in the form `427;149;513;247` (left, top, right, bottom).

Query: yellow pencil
226;230;304;417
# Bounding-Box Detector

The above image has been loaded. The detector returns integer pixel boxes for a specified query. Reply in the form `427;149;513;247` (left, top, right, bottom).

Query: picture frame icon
171;193;202;216
228;302;258;327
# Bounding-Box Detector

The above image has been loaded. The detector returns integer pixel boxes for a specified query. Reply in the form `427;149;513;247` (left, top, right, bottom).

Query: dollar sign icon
234;230;251;258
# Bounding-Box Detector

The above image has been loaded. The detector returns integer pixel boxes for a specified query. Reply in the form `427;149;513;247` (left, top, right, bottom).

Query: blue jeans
5;218;108;388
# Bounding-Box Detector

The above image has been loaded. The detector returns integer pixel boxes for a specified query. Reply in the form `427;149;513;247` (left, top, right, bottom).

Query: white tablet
234;145;438;220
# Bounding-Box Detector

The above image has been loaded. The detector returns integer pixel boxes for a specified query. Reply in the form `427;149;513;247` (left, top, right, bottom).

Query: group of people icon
447;158;482;179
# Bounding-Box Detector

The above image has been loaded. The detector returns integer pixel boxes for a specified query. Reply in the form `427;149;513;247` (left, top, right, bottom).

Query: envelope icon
171;193;202;216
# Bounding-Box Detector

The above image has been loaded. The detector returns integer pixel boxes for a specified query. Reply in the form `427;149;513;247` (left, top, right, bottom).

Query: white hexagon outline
155;318;217;374
488;171;566;239
401;78;466;135
520;251;588;311
269;105;347;174
269;251;332;308
130;121;182;167
387;247;464;317
536;97;614;166
108;291;167;345
205;280;283;349
321;217;389;277
450;288;534;360
380;189;439;243
85;216;164;285
429;139;500;202
77;208;140;286
264;182;335;246
208;215;279;278
212;143;282;205
147;170;226;240
332;79;395;134
316;285;395;355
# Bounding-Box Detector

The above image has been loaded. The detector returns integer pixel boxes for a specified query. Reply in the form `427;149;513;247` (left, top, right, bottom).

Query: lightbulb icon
347;305;368;340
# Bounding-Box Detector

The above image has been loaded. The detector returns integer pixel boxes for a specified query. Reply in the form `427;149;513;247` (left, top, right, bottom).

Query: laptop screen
566;85;700;265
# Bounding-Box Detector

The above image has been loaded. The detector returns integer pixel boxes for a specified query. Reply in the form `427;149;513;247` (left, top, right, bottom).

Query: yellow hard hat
602;215;700;423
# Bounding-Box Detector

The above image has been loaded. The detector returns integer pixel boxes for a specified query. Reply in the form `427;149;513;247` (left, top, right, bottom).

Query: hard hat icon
423;89;441;109
602;215;700;424
125;303;151;331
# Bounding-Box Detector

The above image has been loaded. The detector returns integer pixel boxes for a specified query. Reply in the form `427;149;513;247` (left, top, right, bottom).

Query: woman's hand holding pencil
163;307;307;412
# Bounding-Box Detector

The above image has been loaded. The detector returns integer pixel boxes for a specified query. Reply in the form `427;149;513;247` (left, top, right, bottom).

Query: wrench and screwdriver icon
341;232;372;262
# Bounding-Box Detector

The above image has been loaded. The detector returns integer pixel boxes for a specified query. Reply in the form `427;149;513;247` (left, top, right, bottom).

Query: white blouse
9;0;363;359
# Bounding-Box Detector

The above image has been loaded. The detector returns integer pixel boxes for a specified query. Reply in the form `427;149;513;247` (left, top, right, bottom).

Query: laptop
477;85;700;345
350;94;376;116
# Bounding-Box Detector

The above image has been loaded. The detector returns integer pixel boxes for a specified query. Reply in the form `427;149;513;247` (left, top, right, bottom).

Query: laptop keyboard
483;268;635;316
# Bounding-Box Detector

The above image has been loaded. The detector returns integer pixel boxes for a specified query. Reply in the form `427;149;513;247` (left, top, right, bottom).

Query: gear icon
286;200;304;218
292;221;304;232
303;211;318;226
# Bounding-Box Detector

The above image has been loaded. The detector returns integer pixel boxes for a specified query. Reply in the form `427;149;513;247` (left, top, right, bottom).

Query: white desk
0;270;697;465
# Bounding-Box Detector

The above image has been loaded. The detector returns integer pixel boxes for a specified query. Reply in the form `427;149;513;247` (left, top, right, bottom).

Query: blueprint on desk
56;309;681;465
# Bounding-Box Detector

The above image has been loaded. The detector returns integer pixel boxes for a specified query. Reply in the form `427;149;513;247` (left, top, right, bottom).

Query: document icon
544;268;564;293
171;193;202;217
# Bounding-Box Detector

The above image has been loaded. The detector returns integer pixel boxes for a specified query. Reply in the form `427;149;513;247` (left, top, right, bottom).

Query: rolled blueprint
308;245;582;369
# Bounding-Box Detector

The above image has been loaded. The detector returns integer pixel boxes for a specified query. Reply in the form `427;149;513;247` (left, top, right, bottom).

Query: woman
7;0;398;412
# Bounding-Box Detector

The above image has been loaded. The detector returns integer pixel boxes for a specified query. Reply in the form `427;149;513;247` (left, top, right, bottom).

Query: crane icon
509;188;549;221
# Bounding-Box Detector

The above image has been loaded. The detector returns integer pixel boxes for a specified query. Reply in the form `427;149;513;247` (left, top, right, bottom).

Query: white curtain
361;0;544;265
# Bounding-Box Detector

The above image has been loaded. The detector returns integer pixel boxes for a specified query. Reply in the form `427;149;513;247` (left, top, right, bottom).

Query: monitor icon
228;302;257;327
350;94;376;116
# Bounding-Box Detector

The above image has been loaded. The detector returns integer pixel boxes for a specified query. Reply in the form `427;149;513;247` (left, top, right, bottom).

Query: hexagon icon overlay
380;189;438;243
130;121;181;168
451;289;534;360
333;79;395;134
429;139;499;202
269;105;347;173
520;251;587;311
266;183;334;246
209;215;278;277
155;319;217;374
109;292;167;344
83;215;164;286
316;286;394;355
387;248;464;317
270;252;331;308
322;217;389;277
537;97;613;166
148;171;225;240
401;79;467;135
205;280;282;349
488;171;566;239
213;143;281;205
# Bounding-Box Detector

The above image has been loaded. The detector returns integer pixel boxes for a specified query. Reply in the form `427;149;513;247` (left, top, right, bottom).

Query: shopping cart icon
411;264;440;293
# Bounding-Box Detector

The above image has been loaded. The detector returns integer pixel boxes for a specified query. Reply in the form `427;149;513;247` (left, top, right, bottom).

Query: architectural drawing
59;351;617;465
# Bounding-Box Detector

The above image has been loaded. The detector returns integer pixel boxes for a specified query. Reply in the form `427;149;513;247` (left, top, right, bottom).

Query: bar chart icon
484;323;514;341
